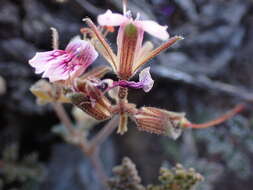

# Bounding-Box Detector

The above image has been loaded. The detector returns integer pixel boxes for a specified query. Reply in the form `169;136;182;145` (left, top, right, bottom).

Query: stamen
183;104;245;129
125;10;132;19
102;26;115;37
136;12;140;20
123;0;128;15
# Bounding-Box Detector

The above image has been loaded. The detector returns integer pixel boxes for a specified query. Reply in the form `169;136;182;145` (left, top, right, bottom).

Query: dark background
0;0;253;189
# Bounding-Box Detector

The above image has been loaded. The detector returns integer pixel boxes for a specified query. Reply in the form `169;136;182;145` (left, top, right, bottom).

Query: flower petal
139;67;154;92
139;20;169;41
66;37;98;69
46;43;98;82
66;37;88;54
70;41;98;68
117;22;144;79
133;41;154;74
97;10;127;26
29;50;64;74
42;58;70;82
29;37;98;83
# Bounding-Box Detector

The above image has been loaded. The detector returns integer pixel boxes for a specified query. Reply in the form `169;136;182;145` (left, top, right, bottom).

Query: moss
108;158;203;190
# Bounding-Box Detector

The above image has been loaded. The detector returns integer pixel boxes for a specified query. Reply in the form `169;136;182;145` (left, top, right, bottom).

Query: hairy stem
52;102;110;189
89;116;119;153
90;148;108;186
52;102;75;134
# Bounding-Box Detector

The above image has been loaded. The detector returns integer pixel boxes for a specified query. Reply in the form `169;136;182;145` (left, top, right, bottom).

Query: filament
123;0;128;15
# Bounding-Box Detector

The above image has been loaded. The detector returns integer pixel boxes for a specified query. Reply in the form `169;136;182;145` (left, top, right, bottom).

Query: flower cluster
29;0;243;137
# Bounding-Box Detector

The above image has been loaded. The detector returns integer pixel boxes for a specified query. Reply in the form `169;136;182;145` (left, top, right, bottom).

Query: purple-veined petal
139;20;169;41
139;67;154;92
29;37;98;83
97;10;127;26
42;45;97;82
29;51;53;68
67;37;98;66
29;50;65;74
41;58;70;82
66;37;87;53
68;40;98;72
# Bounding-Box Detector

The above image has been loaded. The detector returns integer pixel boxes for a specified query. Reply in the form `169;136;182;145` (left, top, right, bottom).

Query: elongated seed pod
133;107;186;139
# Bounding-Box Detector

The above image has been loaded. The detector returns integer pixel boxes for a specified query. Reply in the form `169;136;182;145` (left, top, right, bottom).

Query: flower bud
30;80;70;104
67;79;113;121
117;23;144;80
67;92;112;121
133;107;188;139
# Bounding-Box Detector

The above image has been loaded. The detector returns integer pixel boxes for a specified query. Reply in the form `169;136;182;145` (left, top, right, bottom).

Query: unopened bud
30;80;70;104
67;79;113;121
133;107;188;139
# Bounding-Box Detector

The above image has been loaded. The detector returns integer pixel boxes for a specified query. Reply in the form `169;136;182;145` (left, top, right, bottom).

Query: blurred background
0;0;253;189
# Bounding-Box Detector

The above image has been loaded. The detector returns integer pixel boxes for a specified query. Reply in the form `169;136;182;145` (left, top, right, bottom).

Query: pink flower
29;37;98;82
84;6;182;80
96;9;170;80
97;10;169;41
